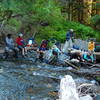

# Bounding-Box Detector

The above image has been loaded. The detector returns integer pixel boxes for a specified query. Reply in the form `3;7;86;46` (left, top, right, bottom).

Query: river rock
80;95;93;100
95;94;100;100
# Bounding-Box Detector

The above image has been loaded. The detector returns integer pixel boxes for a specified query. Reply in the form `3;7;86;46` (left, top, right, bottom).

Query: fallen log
64;60;80;70
70;69;100;78
89;64;100;68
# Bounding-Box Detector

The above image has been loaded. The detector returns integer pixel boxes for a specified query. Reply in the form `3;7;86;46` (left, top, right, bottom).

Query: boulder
95;94;100;100
80;95;93;100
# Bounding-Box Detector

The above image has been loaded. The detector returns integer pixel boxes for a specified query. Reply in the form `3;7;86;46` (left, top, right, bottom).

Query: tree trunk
68;0;72;21
0;20;6;44
83;0;93;24
96;0;100;14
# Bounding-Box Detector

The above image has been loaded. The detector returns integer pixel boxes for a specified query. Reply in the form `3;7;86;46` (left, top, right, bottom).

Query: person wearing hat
51;45;61;55
16;33;25;56
48;45;61;64
62;29;75;53
66;29;74;47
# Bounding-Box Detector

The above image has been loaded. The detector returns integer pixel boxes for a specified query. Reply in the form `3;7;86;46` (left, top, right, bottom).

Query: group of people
5;33;37;58
4;29;95;63
64;29;95;63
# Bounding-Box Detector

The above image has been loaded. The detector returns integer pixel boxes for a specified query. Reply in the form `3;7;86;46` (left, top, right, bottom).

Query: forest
0;0;100;42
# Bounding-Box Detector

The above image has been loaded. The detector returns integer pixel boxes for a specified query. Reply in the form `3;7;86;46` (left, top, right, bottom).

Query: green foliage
0;0;99;42
96;0;100;8
36;19;99;42
65;21;96;39
91;15;100;30
8;18;22;31
95;76;100;82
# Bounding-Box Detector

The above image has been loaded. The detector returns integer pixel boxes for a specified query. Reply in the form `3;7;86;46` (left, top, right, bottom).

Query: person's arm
5;37;12;46
71;33;75;42
57;48;61;53
83;54;93;62
16;38;18;45
21;39;25;45
73;32;76;39
83;54;88;61
88;42;90;51
90;55;94;63
5;37;8;45
11;39;14;46
93;42;95;51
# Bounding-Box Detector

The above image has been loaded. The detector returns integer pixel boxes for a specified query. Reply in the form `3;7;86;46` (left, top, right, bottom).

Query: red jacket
16;37;24;46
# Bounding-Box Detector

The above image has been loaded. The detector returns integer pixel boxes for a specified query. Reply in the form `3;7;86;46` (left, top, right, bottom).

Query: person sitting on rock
69;51;94;63
16;33;26;56
51;45;61;56
39;40;48;52
82;52;94;63
25;37;38;53
5;34;18;58
48;45;61;64
36;40;48;62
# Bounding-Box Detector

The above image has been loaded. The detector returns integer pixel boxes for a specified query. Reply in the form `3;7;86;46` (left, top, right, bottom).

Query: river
0;51;99;100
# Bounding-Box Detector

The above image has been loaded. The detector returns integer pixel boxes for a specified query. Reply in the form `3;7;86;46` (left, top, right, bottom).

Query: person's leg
24;47;28;54
13;49;18;58
39;52;44;61
4;51;9;59
69;39;73;49
62;40;69;53
22;48;25;56
8;46;18;58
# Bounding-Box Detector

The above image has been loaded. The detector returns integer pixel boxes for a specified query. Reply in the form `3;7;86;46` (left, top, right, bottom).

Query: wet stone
80;95;93;100
0;57;99;100
95;94;100;100
26;87;35;94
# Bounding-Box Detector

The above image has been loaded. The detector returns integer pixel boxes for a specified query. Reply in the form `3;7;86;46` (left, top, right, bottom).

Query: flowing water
59;75;79;100
0;51;99;100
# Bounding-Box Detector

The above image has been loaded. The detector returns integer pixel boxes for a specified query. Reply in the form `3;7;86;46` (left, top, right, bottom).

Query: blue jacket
82;54;94;62
66;32;74;41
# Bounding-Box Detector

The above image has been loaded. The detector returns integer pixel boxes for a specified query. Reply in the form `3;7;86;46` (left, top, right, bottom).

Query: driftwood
70;69;100;78
64;60;80;70
89;64;100;68
77;83;97;97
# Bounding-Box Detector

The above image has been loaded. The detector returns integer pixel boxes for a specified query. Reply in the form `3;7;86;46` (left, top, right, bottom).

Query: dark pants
6;46;18;58
39;52;44;61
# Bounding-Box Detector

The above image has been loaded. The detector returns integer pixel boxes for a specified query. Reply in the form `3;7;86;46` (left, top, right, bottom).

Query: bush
8;18;22;31
91;15;100;30
36;20;100;42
